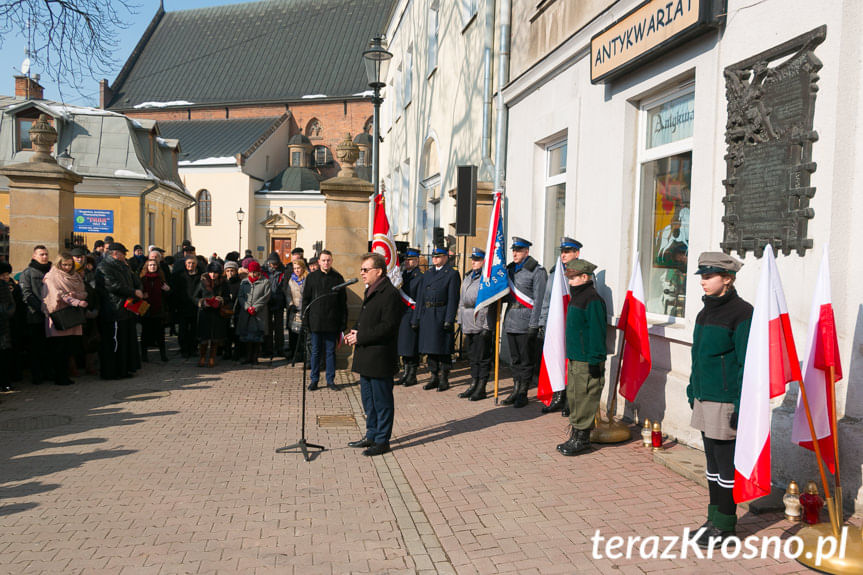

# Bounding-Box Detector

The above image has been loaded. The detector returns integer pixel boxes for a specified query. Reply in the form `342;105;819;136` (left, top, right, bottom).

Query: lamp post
236;207;245;253
362;35;392;197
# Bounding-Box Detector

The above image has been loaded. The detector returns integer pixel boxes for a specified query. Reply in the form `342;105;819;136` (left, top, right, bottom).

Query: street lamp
362;35;392;197
236;207;245;253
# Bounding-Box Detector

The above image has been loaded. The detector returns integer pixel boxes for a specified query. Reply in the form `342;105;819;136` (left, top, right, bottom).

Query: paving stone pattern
0;353;828;573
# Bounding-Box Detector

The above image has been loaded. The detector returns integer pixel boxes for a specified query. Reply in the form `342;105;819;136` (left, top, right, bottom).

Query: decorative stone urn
29;114;59;164
335;133;360;178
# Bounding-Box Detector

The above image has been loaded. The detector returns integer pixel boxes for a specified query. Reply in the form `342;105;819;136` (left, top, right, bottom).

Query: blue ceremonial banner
475;191;509;315
73;209;114;233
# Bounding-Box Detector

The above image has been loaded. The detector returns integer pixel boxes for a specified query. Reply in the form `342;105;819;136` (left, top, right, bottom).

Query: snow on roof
133;100;195;109
3;100;124;120
114;169;150;179
178;156;237;166
353;90;374;97
301;94;327;99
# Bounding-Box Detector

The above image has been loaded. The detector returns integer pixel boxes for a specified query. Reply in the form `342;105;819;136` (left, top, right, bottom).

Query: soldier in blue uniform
538;237;582;415
396;248;423;387
457;248;493;400
502;237;547;408
411;246;461;392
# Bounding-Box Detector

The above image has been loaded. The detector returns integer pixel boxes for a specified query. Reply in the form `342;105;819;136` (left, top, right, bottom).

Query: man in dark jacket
19;245;51;384
264;252;289;357
411;246;460;391
95;243;143;379
302;249;347;390
396;248;422;386
171;255;201;358
345;252;404;456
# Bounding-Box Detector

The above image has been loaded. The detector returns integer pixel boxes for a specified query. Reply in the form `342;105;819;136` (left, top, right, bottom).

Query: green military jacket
565;281;608;365
687;289;753;410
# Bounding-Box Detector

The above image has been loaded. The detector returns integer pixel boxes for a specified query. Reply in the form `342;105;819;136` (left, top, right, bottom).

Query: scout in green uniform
557;259;608;456
688;252;752;548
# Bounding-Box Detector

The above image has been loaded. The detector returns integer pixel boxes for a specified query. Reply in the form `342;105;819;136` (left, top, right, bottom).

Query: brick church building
101;0;395;261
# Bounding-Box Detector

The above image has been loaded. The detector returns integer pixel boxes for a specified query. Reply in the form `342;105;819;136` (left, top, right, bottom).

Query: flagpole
494;300;501;405
607;336;625;421
797;375;840;537
827;365;843;524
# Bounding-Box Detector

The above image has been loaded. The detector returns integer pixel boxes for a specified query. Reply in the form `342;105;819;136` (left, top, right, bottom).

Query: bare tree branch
0;0;139;98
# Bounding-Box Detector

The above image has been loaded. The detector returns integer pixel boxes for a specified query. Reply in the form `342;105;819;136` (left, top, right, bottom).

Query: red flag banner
617;254;651;402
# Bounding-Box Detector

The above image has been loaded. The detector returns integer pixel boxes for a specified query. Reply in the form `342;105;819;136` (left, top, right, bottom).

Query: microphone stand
276;291;337;462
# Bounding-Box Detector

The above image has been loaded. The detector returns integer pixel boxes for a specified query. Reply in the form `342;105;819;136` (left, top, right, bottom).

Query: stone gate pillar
319;134;374;368
0;114;82;271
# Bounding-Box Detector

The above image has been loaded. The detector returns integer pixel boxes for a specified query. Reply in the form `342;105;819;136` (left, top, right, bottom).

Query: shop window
543;139;567;267
196;189;212;226
637;89;694;319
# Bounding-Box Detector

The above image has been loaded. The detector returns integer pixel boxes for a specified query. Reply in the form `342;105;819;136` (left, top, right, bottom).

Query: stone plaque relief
721;26;826;257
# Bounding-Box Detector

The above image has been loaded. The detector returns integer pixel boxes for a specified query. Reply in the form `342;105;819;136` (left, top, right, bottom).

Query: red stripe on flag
617;290;651;402
768;314;801;398
815;303;843;378
537;359;553;405
734;438;772;503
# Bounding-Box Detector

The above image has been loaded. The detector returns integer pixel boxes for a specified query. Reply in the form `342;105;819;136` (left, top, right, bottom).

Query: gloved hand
588;363;603;378
443;322;453;333
247;306;256;316
528;327;538;339
730;411;739;430
537;326;545;340
411;323;419;331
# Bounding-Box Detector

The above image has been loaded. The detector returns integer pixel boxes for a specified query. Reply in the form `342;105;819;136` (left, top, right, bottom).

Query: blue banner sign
74;209;114;233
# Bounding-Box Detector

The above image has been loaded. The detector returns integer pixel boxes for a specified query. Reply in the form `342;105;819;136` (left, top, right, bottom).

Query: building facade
504;0;863;510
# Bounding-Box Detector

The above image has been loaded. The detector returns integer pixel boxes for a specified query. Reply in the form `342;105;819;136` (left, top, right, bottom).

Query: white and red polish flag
537;257;569;406
617;253;652;402
734;246;802;503
371;192;403;290
792;245;842;473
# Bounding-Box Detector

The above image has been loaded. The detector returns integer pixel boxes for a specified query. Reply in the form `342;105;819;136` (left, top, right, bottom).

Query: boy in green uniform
688;252;752;547
557;259;608;456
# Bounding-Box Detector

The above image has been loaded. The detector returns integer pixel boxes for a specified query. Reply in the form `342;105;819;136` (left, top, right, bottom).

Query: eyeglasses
360;267;373;273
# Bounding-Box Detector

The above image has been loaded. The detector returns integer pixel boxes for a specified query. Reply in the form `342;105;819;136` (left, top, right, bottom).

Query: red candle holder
799;481;824;525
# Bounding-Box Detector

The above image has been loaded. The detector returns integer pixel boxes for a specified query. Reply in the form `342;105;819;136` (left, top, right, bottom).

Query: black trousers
465;332;492;380
507;332;535;382
99;318;140;379
27;322;48;382
427;354;451;374
49;335;79;384
265;308;285;355
703;433;736;516
177;314;197;355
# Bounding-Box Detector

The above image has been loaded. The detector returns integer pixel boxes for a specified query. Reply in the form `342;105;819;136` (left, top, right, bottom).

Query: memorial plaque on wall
721;26;825;257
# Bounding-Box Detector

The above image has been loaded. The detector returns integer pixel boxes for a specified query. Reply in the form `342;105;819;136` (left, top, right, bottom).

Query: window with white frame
427;1;439;75
543;139;567;268
404;47;413;107
637;87;694;319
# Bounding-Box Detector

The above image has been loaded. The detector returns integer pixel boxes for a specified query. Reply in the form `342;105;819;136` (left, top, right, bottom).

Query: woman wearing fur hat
235;260;271;365
194;261;231;367
42;253;89;385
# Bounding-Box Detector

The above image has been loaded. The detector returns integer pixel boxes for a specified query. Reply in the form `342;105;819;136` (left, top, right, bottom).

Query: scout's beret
565;258;597;275
108;242;128;254
405;247;420;258
431;246;448;256
695;252;743;275
510;237;532;249
470;248;486;259
560;237;583;250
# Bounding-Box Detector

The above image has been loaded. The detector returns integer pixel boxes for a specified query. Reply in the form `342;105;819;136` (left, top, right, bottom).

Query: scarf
29;259;52;274
43;266;86;314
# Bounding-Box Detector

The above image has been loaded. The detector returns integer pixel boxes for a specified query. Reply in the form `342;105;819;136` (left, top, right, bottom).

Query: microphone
331;278;359;291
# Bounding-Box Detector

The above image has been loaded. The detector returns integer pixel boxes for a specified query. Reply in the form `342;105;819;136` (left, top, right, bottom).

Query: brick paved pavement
0;352;842;574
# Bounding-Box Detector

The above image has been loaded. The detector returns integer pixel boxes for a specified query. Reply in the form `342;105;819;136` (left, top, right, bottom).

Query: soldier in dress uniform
538;237;582;415
396;248;423;387
457;248;493;401
411;246;461;392
502;237;547;408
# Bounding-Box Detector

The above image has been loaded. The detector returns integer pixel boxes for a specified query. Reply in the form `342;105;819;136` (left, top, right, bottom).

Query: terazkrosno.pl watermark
591;526;850;566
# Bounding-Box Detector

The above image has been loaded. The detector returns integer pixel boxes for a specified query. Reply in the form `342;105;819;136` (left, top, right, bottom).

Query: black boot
557;428;591;456
513;379;529;408
241;343;254;365
396;362;409;386
459;378;479;398
469;378;488;401
403;364;418;387
500;379;519;405
542;389;565;413
423;371;440;390
159;342;169;362
251;343;260;365
437;369;450;392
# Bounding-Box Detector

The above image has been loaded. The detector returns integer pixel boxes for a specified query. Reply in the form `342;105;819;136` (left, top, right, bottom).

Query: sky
0;0;252;107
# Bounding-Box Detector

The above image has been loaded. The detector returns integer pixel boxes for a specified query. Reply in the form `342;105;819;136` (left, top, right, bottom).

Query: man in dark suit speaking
344;252;405;456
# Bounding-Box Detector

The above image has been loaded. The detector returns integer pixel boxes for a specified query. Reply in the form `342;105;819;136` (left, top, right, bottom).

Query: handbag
288;308;303;334
50;305;86;330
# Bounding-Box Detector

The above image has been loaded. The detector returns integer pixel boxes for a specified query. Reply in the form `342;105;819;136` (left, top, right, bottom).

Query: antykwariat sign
590;0;725;83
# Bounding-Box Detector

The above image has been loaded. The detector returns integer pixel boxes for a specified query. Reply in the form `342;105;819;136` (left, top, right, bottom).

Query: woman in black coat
345;253;405;456
194;262;230;367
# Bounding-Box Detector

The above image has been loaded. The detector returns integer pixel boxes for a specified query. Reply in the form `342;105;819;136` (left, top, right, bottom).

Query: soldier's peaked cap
405;247;420;257
470;248;486;259
560;237;583;250
431;246;448;255
510;237;531;249
695;252;743;275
